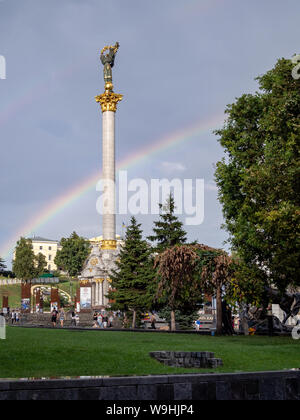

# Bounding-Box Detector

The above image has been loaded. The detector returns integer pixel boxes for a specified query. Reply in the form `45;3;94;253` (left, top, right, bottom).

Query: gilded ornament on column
96;42;123;112
101;239;117;250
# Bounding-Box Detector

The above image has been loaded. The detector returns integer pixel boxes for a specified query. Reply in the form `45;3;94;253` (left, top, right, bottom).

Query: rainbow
0;113;224;260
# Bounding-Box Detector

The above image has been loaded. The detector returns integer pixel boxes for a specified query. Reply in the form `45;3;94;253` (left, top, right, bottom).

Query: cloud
161;161;186;173
205;181;218;192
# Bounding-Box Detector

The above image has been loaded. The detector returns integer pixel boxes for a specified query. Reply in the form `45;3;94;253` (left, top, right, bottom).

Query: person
195;319;201;332
150;313;156;330
15;310;20;324
59;308;65;328
71;311;76;327
103;315;108;329
108;314;114;328
75;313;80;326
93;311;98;323
267;304;273;336
51;308;58;328
11;310;15;325
97;313;103;329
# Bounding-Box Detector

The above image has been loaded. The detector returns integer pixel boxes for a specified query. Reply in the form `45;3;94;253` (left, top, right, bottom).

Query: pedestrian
92;311;99;328
15;310;20;324
51;308;58;327
59;308;65;328
11;310;15;325
97;313;103;328
103;315;108;328
71;311;76;327
108;314;114;328
75;313;80;326
150;313;156;330
267;304;273;336
195;319;201;331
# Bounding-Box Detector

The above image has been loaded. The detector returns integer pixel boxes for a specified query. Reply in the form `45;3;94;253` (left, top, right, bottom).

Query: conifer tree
148;194;187;253
108;217;155;328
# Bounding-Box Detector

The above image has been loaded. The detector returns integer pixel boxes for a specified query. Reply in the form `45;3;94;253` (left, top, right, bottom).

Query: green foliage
35;253;47;278
0;258;6;272
108;217;155;315
54;232;90;277
148;194;187;252
155;245;202;315
158;306;199;330
12;238;36;281
215;57;300;295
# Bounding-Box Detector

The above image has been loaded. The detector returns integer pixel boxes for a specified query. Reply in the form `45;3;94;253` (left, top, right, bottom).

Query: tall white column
96;82;122;250
102;110;116;242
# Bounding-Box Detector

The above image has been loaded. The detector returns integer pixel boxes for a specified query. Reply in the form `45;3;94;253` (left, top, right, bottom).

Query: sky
0;0;299;268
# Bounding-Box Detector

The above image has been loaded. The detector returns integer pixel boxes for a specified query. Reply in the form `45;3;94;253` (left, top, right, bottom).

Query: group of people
51;308;80;328
10;309;20;324
93;311;114;329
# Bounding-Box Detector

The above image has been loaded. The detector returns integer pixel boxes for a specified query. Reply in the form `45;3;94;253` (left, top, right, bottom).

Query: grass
0;327;299;379
0;284;21;309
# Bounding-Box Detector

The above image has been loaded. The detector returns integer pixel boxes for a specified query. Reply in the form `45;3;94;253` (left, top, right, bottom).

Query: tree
194;245;235;335
158;306;199;330
13;237;36;282
148;194;187;253
34;253;47;277
54;232;90;277
0;258;6;273
108;217;155;328
154;245;201;331
215;57;300;295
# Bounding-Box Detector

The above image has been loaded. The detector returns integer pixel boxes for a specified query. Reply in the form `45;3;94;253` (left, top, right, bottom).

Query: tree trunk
216;285;223;335
132;310;136;329
170;310;176;331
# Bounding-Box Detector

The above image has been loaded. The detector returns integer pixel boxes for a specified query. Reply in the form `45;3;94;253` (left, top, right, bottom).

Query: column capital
95;83;123;113
101;239;117;250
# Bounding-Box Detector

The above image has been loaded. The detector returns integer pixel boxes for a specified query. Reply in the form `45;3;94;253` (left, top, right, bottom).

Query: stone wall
150;351;223;369
0;371;299;400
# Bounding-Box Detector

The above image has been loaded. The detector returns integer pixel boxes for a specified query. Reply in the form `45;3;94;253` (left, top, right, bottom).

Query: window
49;246;52;250
48;255;51;261
40;246;43;250
48;265;51;271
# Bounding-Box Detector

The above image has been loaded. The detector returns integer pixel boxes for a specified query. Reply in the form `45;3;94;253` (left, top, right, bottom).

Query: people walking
11;310;15;325
59;308;65;328
15;310;20;324
71;311;76;327
51;308;58;327
103;315;108;328
267;304;274;336
150;313;156;330
97;313;103;329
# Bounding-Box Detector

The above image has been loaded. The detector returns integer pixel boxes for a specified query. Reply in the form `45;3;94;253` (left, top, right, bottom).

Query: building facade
30;237;61;272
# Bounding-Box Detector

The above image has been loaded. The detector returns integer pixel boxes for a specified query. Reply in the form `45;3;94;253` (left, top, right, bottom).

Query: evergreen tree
54;232;90;277
148;194;187;253
108;217;155;328
13;237;36;282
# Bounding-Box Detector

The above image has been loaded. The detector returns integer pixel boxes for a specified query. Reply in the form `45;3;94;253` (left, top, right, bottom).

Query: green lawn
0;327;299;378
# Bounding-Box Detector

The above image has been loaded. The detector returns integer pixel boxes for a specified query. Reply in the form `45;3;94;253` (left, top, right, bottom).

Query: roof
30;236;59;244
